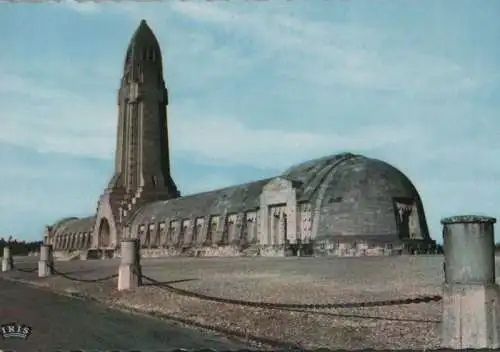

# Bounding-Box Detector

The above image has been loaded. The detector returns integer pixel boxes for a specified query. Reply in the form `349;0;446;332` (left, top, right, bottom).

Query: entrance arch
98;218;111;248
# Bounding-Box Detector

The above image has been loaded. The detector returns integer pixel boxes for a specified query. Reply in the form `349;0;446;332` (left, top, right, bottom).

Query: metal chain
48;263;118;283
7;261;442;309
14;266;38;273
140;273;442;310
4;263;444;351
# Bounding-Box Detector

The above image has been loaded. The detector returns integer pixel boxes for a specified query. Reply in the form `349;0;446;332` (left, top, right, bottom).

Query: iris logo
0;322;32;340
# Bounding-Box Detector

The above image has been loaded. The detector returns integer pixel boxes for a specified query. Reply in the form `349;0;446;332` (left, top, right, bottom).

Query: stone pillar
213;214;226;245
440;215;500;349
278;211;285;246
199;216;210;246
38;244;54;277
1;246;13;272
118;239;142;291
183;220;194;247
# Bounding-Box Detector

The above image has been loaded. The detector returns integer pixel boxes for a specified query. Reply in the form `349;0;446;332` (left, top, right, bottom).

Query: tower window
147;48;154;61
152;176;157;188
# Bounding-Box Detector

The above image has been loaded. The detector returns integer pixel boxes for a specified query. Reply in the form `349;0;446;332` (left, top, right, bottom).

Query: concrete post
440;215;499;349
38;244;54;277
118;239;142;291
1;246;13;272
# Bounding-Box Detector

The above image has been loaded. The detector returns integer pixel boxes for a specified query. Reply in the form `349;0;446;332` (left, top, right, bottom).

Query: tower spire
124;19;163;75
106;19;179;213
93;19;179;251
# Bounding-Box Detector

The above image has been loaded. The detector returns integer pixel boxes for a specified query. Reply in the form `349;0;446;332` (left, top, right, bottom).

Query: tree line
0;238;43;256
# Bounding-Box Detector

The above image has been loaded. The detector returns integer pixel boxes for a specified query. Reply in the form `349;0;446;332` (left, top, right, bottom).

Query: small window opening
329;196;343;203
147;48;154;61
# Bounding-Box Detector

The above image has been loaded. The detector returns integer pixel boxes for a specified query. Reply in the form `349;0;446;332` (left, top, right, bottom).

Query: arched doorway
98;218;111;248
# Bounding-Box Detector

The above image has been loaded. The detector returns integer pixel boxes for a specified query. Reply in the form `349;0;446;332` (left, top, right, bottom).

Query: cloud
3;2;497;173
2;2;487;166
169;110;426;169
168;2;492;97
62;0;101;14
0;72;116;160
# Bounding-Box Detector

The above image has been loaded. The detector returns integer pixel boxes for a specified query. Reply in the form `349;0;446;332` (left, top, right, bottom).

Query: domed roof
281;152;358;201
127;152;428;238
302;155;430;241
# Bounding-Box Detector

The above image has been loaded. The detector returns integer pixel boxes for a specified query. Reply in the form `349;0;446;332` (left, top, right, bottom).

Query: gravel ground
3;255;449;350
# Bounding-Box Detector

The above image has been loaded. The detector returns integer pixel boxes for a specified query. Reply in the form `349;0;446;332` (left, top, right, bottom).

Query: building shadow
142;278;199;286
281;307;441;323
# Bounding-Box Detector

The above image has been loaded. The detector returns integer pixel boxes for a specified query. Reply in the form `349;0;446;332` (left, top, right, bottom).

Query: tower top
123;19;162;72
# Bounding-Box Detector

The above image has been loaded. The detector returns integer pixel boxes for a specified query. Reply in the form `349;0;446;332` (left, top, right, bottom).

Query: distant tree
0;238;43;256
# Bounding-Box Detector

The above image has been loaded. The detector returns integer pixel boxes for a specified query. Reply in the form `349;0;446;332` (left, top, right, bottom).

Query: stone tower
92;20;180;249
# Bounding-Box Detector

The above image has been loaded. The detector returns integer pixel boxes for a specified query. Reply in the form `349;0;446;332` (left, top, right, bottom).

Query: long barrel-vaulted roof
50;152;423;236
128;153;371;227
51;216;96;237
127;177;273;226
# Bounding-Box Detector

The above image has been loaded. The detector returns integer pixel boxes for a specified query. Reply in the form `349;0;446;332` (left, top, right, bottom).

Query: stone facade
43;20;436;257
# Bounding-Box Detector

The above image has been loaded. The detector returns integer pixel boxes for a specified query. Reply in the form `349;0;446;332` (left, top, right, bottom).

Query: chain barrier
8;261;118;283
7;261;441;310
14;266;38;273
48;263;119;283
139;273;442;310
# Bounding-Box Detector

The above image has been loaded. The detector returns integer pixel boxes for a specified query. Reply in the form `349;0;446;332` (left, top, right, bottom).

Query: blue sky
0;0;499;243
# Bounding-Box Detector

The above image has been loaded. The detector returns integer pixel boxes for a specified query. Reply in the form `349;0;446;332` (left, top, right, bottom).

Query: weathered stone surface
441;214;500;349
442;284;500;349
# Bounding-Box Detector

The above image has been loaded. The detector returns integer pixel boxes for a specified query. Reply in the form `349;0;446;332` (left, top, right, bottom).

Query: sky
0;0;499;243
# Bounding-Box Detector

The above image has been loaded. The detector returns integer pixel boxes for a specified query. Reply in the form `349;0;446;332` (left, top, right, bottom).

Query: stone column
258;206;269;246
213;213;227;245
78;233;84;249
38;244;54;277
184;220;194;247
278;211;285;246
118;239;142;291
164;220;174;247
1;246;13;272
269;213;276;246
172;222;181;247
199;216;210;246
440;215;500;349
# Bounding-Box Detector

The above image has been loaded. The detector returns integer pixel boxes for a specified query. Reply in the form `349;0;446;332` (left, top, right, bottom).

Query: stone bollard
38;244;54;277
1;246;13;272
440;215;500;349
118;239;142;291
